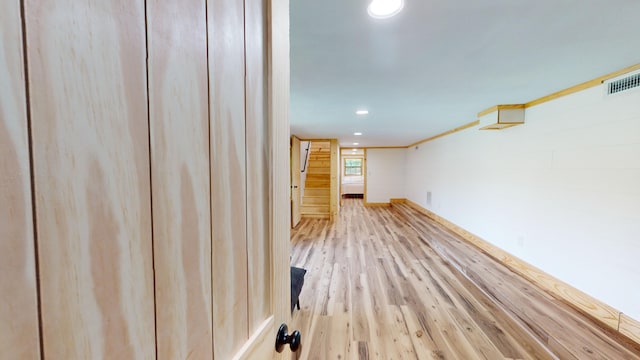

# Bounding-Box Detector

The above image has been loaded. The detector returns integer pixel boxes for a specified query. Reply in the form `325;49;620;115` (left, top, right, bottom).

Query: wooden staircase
301;142;331;218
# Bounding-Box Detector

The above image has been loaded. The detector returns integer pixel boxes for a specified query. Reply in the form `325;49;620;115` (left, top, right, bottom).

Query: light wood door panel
245;0;272;333
329;139;339;220
0;1;41;358
208;0;250;357
206;0;291;357
254;0;292;357
291;136;301;227
269;0;293;355
25;0;156;358
234;0;291;358
146;0;213;358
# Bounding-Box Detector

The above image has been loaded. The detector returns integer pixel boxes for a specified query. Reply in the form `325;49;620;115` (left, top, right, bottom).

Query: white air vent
606;72;640;95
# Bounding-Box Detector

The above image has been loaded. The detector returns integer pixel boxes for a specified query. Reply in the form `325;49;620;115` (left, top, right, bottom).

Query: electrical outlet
426;191;432;206
517;236;525;247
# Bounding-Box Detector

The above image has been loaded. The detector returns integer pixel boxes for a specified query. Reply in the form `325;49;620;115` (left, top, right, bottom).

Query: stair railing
301;142;311;173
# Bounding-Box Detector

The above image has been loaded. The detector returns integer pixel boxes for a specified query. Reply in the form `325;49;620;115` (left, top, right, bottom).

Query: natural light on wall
367;0;404;19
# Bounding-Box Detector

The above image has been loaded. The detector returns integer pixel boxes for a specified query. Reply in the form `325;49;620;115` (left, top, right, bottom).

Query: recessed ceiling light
353;142;359;145
354;132;362;136
352;149;358;152
368;0;404;19
356;110;369;115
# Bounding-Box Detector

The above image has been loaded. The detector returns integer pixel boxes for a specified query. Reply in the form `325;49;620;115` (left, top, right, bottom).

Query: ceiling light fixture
356;110;369;115
353;142;359;145
354;132;363;136
367;0;404;19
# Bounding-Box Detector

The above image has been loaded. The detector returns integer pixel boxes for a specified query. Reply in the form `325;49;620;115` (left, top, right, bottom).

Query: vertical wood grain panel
245;0;271;333
25;0;156;358
146;0;213;358
330;139;339;220
207;0;249;356
228;4;294;346
269;0;292;358
0;1;40;358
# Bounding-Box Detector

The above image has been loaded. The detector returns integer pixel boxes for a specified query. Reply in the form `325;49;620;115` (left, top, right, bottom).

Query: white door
291;136;302;228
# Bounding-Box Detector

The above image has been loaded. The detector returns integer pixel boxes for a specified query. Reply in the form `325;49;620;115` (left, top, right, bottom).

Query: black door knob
275;323;301;353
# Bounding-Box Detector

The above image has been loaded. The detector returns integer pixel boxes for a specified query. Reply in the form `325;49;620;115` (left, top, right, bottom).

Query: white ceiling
290;0;640;147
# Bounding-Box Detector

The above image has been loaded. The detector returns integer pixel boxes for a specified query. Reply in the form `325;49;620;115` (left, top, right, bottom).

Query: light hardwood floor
290;199;640;359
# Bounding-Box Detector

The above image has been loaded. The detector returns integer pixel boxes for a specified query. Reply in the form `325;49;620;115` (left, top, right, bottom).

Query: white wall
366;148;406;202
335;143;341;212
405;84;640;320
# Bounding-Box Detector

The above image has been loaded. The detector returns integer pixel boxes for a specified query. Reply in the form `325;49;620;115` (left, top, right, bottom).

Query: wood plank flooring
290;199;640;359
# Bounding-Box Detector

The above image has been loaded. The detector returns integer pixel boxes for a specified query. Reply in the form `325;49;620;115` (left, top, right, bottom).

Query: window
344;158;362;176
